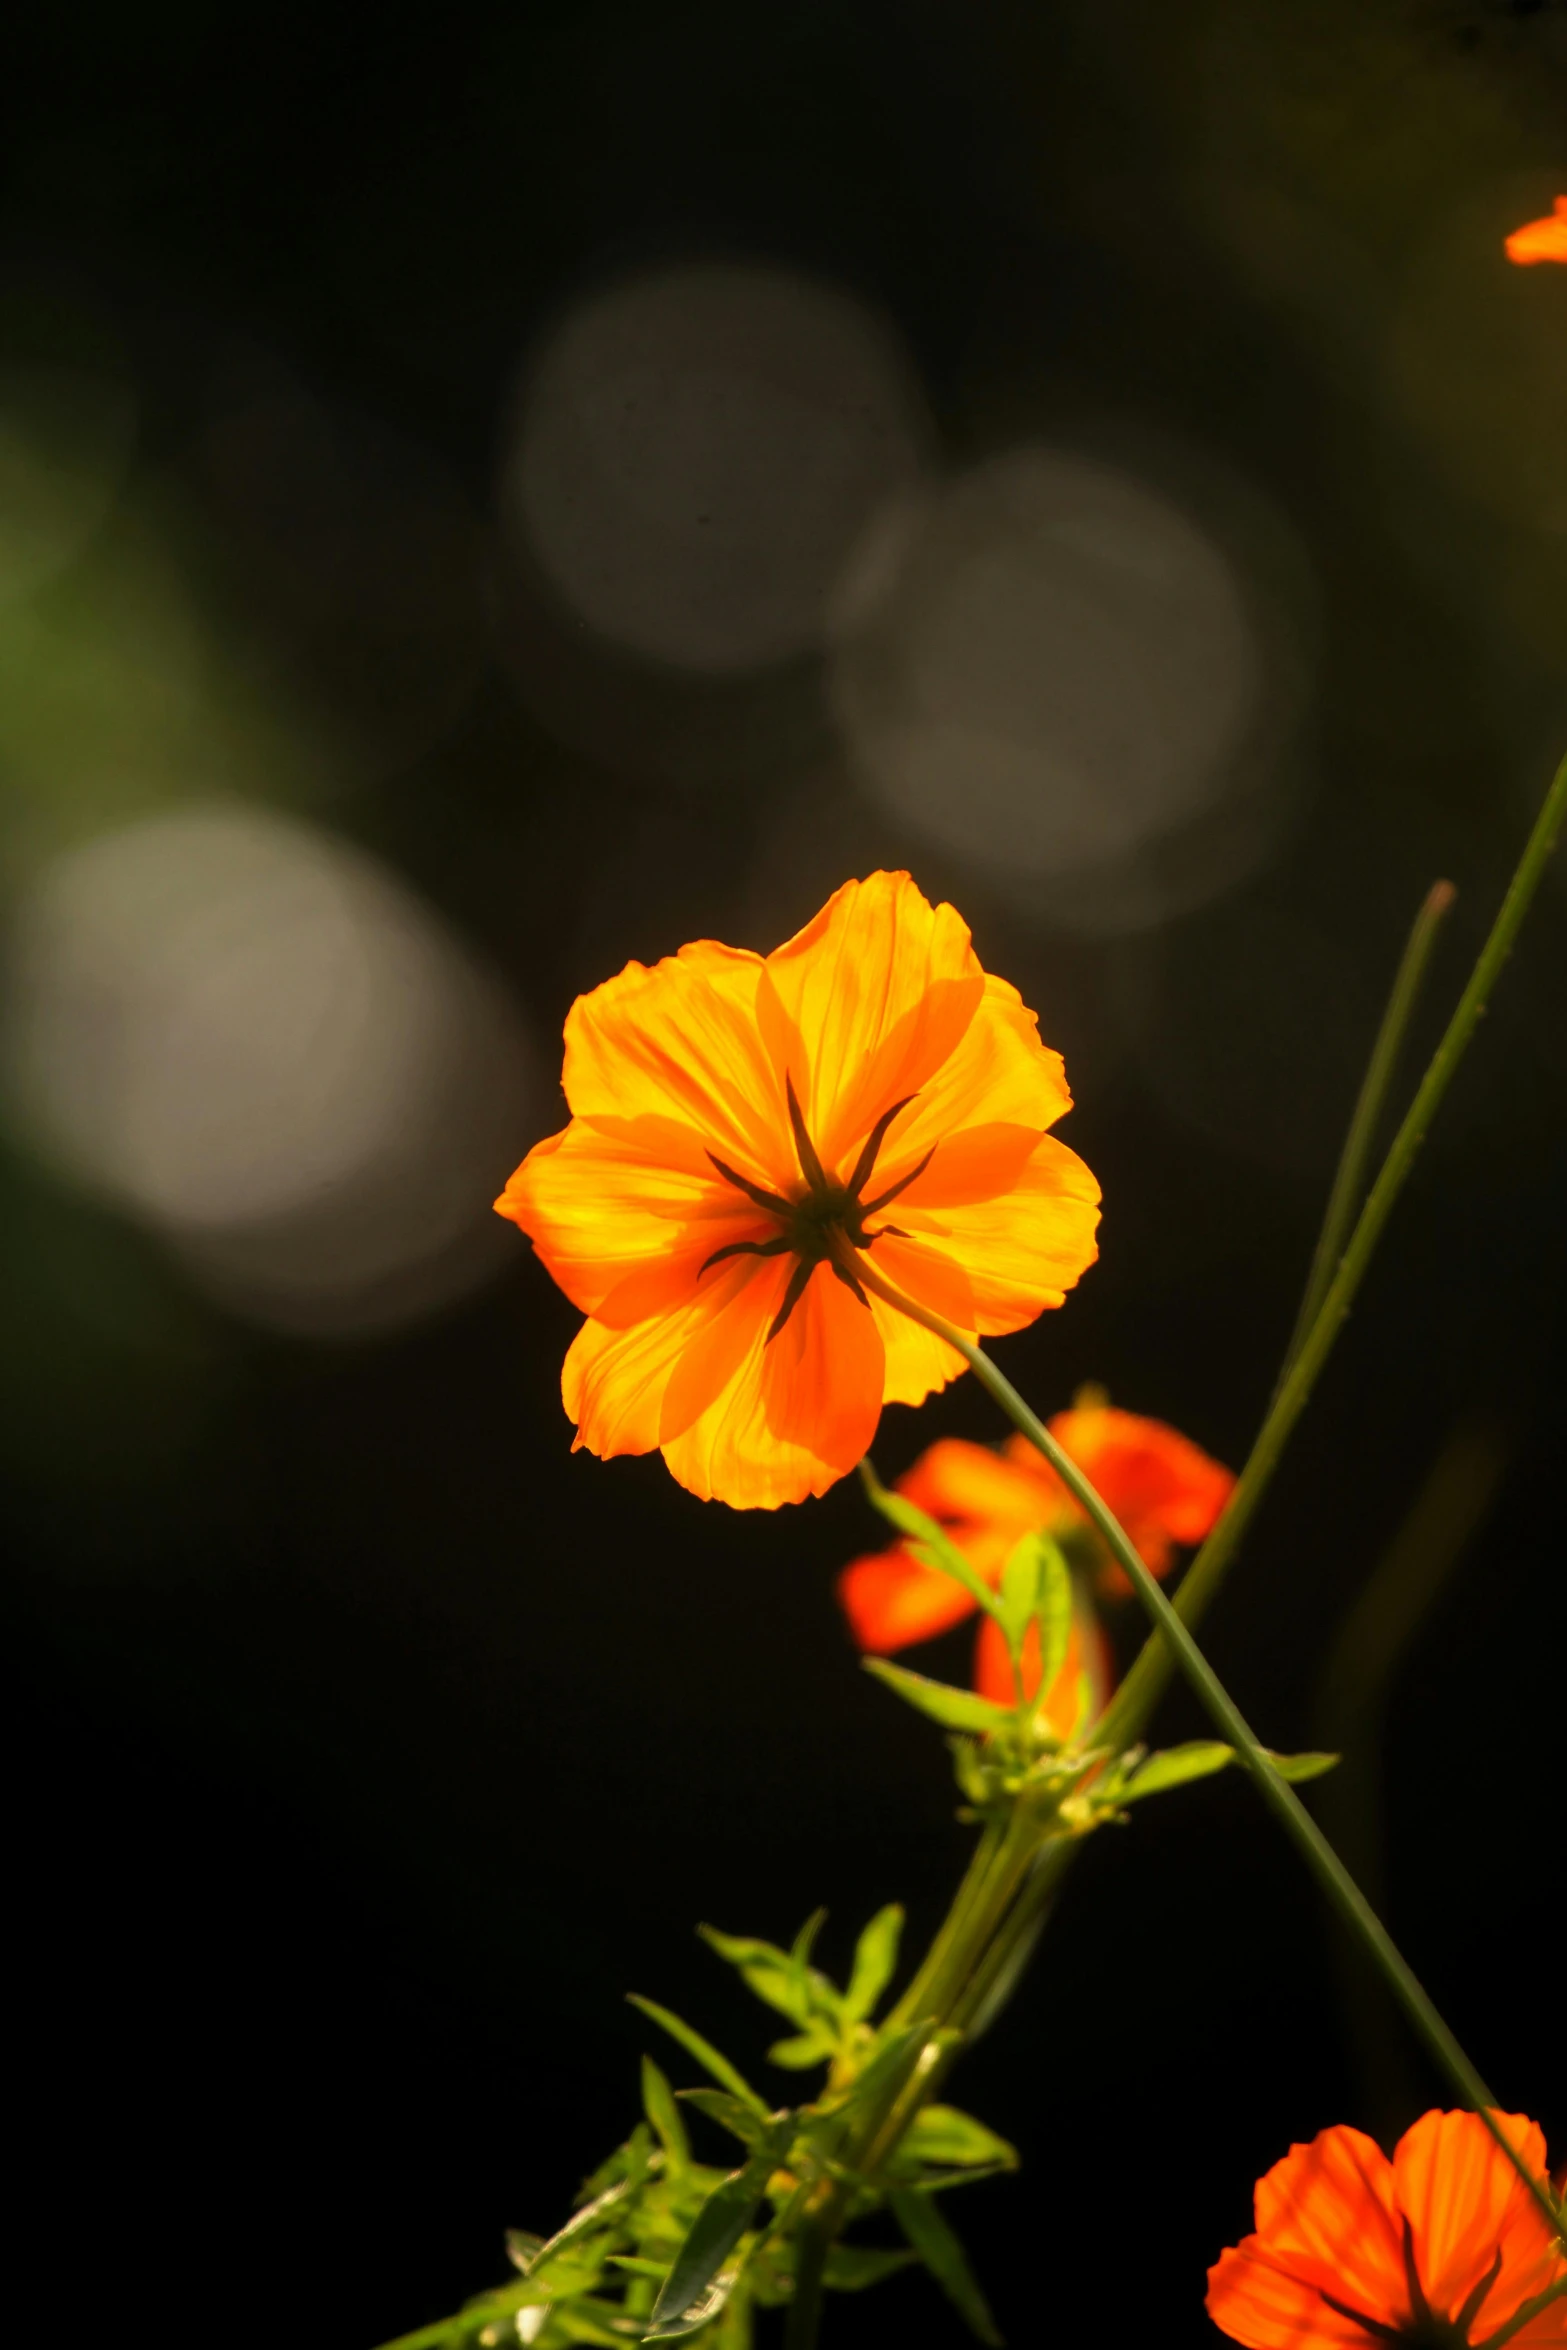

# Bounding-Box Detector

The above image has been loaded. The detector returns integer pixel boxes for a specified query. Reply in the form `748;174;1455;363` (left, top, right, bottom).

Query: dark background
3;3;1565;2344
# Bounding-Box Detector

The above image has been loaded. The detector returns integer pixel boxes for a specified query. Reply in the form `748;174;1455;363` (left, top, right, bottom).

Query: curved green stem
855;1257;1566;2247
1275;878;1455;1391
1105;747;1567;1748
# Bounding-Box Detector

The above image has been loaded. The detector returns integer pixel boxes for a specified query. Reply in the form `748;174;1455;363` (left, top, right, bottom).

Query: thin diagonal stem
1275;879;1455;1391
854;1258;1567;2246
1104;747;1567;1748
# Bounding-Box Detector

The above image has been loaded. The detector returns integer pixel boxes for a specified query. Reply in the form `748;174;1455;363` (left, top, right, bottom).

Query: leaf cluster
381;1908;1018;2350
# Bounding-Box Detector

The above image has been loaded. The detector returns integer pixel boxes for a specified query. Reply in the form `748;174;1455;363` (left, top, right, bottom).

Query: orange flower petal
499;1115;769;1319
971;1604;1107;1734
900;1436;1057;1541
759;872;986;1176
837;1547;979;1649
562;1256;766;1459
662;1260;884;1508
1205;2238;1389;2348
1506;196;1567;265
560;939;790;1190
1250;2126;1408;2317
896;1130;1101;1335
870;970;1074;1197
867;1295;967;1409
1394;2111;1565;2332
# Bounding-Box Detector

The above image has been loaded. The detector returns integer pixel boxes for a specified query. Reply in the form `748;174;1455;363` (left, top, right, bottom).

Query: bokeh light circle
501;261;931;674
1;805;537;1334
830;447;1289;927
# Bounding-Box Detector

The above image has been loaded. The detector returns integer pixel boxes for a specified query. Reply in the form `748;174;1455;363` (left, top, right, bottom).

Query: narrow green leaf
1266;1748;1341;1783
863;1658;1013;1735
642;2057;690;2166
1031;1539;1074;1709
889;2189;1002;2346
676;2089;769;2149
517;2178;633;2280
644;2267;739;2342
627;1996;768;2115
996;1532;1042;1659
787;1907;829;2024
766;2026;837;2071
645;2131;788;2339
697;1925;837;2030
899;2104;1019;2170
1119;1742;1340;1803
842;1904;904;2023
859;1462;1002;1622
1118;1740;1236;1801
603;2256;670;2279
821;2245;919;2291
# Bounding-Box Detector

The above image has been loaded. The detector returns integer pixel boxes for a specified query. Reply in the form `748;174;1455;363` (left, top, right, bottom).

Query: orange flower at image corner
495;873;1101;1510
838;1402;1234;1728
1208;2109;1567;2347
1505;198;1567;265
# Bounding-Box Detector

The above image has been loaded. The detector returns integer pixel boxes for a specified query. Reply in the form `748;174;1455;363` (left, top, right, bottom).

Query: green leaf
996;1532;1042;1660
766;2026;838;2071
899;2104;1019;2170
1117;1742;1340;1803
842;1904;904;2024
627;1996;768;2115
863;1659;1013;1736
889;2189;1002;2345
821;2245;919;2291
859;1462;1002;1623
517;2178;634;2281
697;1924;838;2032
1031;1539;1074;1712
642;2057;690;2166
1265;1748;1341;1784
645;2130;789;2339
677;2089;771;2149
1117;1740;1236;1801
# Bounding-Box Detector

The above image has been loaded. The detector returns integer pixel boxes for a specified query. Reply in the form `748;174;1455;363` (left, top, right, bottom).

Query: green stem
856;1257;1566;2247
1105;746;1567;1749
1275;879;1455;1391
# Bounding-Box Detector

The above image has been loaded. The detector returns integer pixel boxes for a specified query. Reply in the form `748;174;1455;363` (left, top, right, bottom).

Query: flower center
701;1077;933;1340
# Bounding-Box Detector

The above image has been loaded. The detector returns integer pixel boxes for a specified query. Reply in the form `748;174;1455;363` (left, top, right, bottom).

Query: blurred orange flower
1207;2111;1567;2347
1505;198;1567;266
837;1402;1233;1724
496;872;1100;1509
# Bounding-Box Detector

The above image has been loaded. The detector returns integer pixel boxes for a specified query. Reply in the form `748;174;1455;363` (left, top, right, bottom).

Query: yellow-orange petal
558;938;792;1192
1394;2111;1565;2333
1506;197;1567;264
662;1259;885;1508
759;872;987;1179
561;1257;766;1460
837;1547;979;1650
867;1229;978;1335
868;1293;967;1409
894;1130;1101;1335
1250;2127;1407;2320
498;1114;770;1319
868;970;1073;1200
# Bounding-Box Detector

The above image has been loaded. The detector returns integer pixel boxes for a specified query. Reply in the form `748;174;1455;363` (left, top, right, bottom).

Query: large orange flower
1207;2111;1567;2347
496;873;1100;1509
837;1402;1234;1722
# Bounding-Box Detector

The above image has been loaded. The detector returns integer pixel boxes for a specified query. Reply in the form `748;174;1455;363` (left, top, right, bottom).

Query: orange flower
496;873;1100;1509
1207;2111;1567;2347
837;1402;1234;1724
1506;198;1567;265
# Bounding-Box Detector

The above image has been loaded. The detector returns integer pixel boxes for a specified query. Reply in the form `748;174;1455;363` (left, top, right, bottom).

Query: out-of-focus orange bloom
1207;2111;1567;2347
837;1402;1233;1720
496;873;1100;1510
1505;198;1567;265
